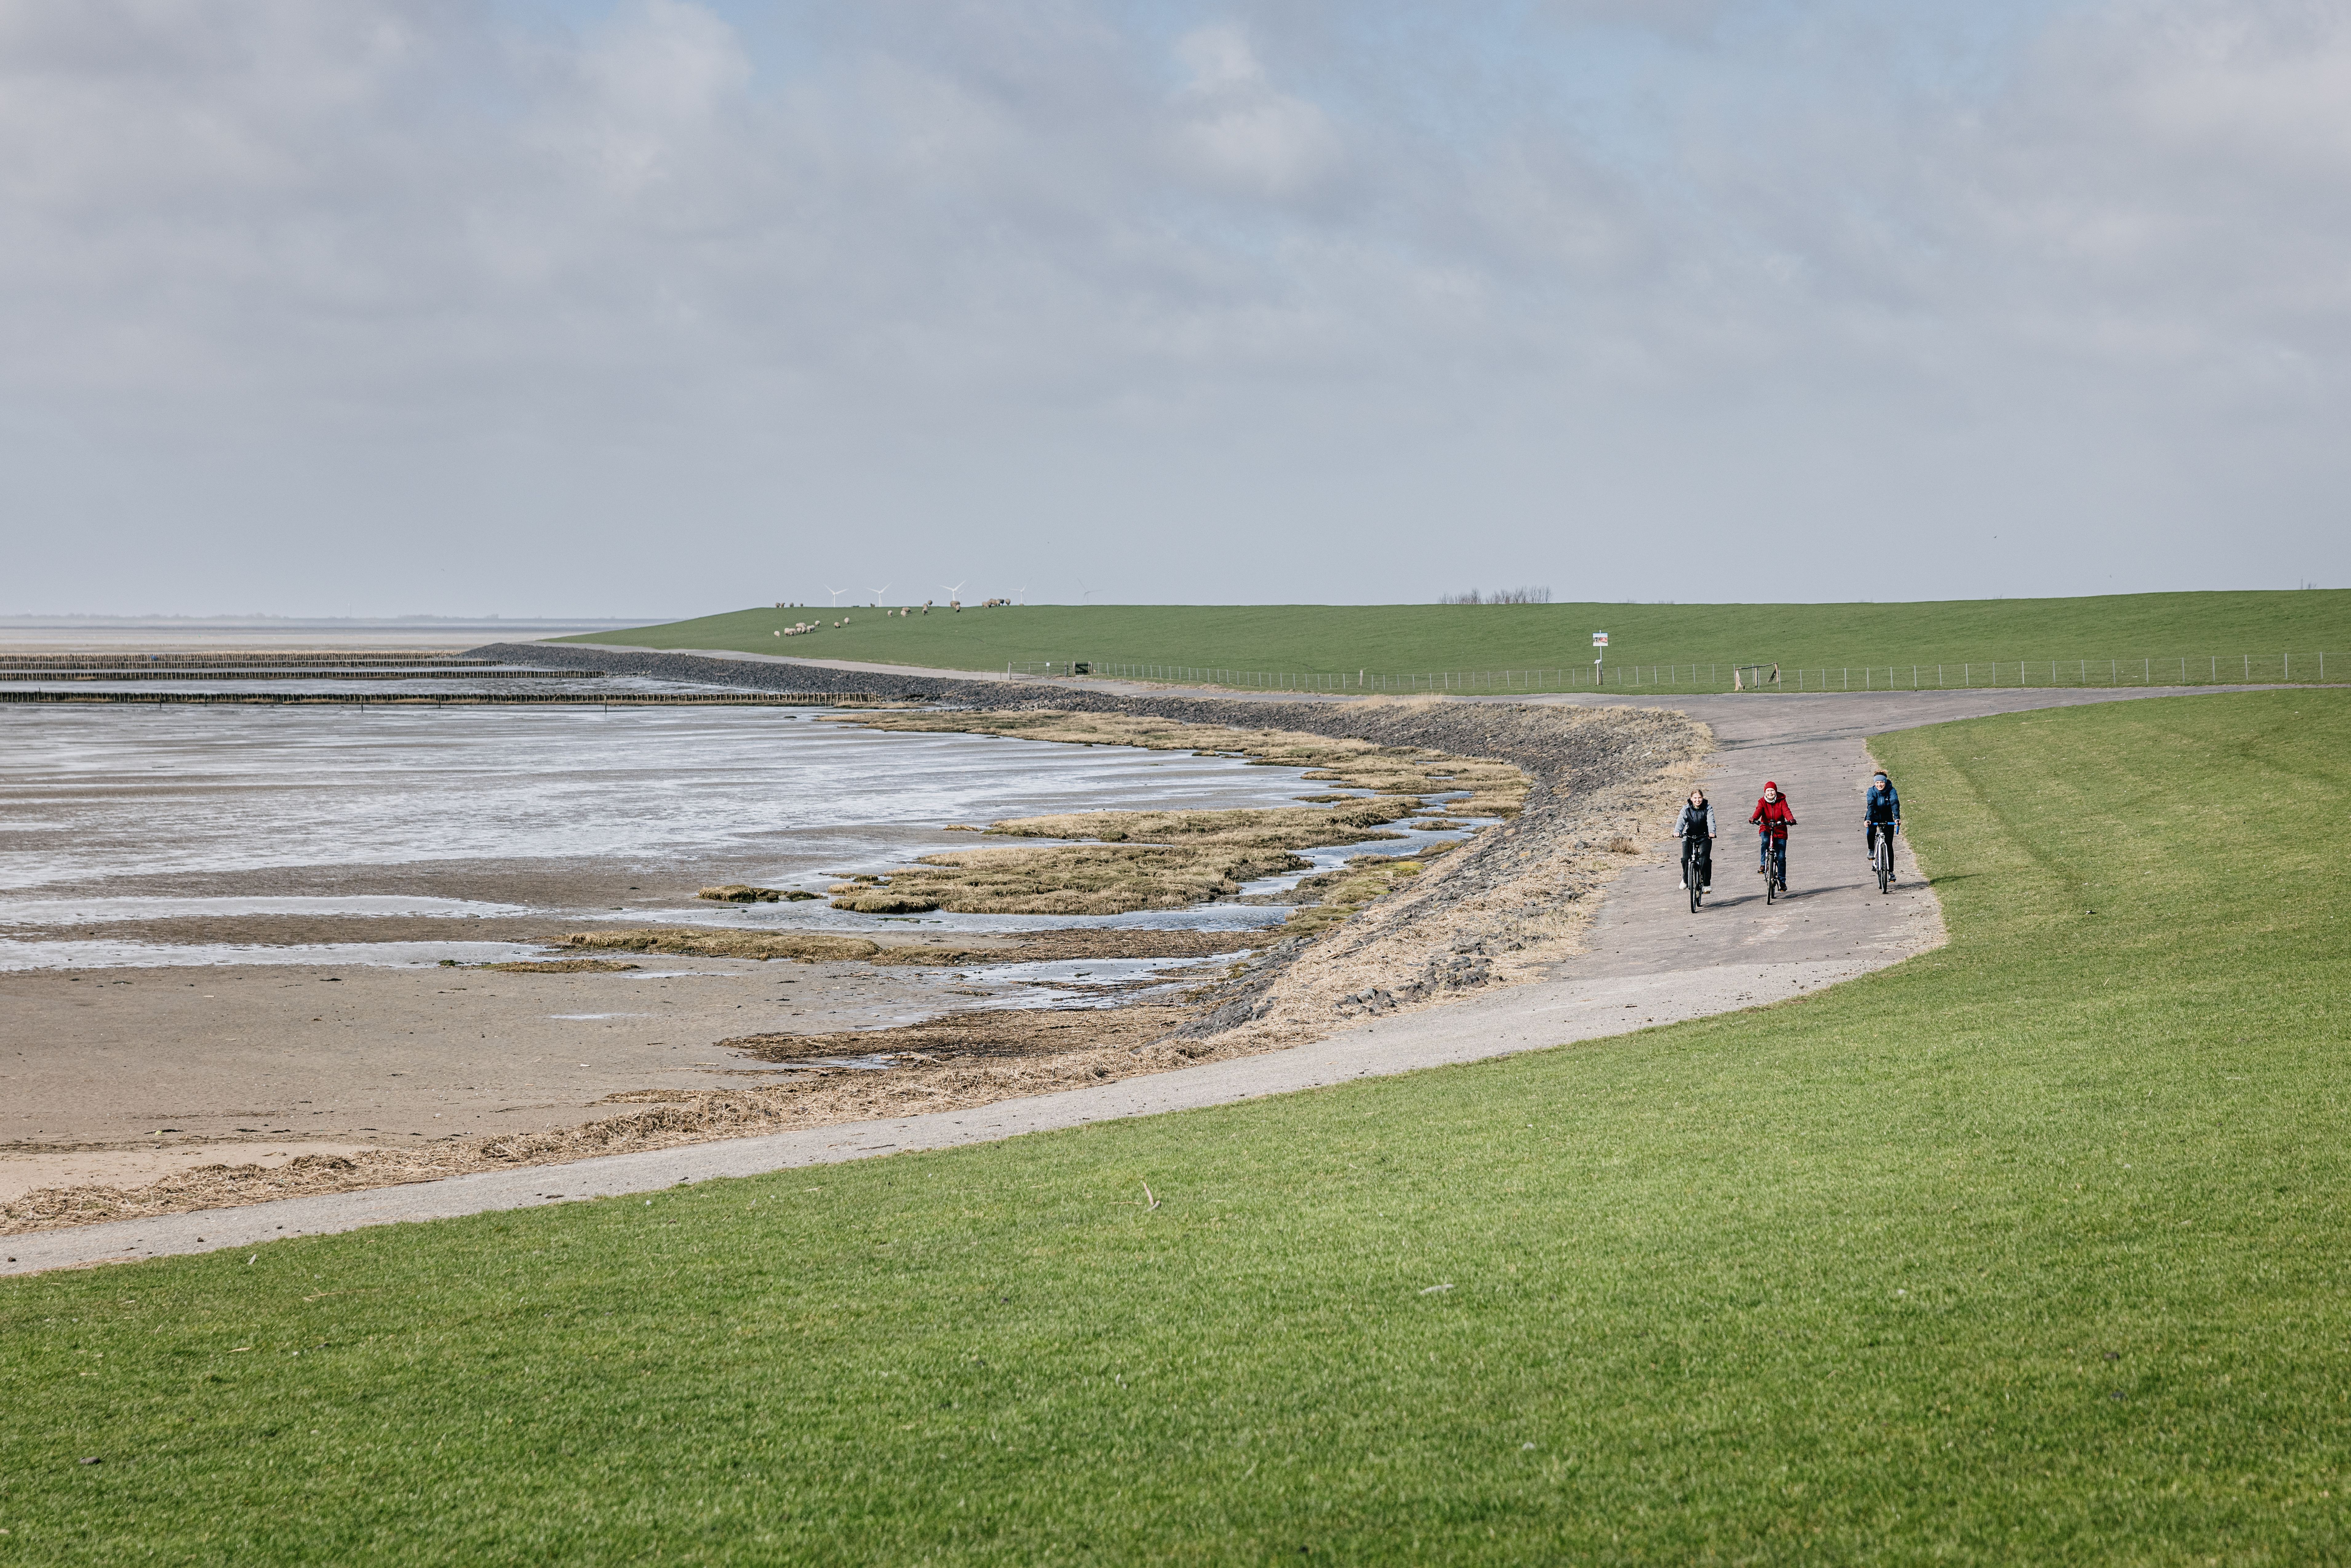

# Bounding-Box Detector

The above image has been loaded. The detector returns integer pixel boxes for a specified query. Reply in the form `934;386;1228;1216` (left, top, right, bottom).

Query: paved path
1542;686;2269;983
1560;693;1944;991
3;683;2274;1276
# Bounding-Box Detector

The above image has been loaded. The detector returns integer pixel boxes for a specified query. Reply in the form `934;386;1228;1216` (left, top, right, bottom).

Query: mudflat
0;951;1014;1189
3;692;1697;1230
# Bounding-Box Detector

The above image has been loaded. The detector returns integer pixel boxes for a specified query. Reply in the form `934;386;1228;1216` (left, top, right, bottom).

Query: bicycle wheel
1688;848;1702;913
1876;831;1891;893
1765;844;1778;904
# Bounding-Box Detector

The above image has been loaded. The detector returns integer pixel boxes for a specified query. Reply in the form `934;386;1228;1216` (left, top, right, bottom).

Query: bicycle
1871;822;1898;894
1681;835;1710;912
1762;831;1790;903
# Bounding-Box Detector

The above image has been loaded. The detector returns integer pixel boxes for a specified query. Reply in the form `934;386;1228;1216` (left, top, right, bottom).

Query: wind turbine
869;583;891;607
826;585;847;607
1015;586;1029;606
939;581;966;603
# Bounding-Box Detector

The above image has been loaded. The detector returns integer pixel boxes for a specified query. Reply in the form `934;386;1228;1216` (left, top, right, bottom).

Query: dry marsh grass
697;884;819;903
555;929;895;963
819;709;1529;913
829;890;947;914
983;796;1420;849
867;841;1313;915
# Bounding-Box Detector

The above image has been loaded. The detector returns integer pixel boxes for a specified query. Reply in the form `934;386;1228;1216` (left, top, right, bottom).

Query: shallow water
0;704;1315;892
0;702;1403;973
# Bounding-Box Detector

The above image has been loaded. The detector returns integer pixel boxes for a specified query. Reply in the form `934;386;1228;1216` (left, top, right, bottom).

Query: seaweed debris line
2;697;1705;1233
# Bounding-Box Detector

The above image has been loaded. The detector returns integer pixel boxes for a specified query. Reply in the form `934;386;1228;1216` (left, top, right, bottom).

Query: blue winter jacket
1864;781;1901;824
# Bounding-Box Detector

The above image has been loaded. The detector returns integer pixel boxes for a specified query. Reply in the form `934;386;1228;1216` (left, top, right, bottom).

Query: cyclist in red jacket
1750;781;1797;881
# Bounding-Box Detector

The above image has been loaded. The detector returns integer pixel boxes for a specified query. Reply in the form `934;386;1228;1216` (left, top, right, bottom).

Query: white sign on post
1592;632;1609;648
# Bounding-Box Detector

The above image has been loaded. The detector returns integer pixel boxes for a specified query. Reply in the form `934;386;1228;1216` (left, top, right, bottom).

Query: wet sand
0;949;1008;1169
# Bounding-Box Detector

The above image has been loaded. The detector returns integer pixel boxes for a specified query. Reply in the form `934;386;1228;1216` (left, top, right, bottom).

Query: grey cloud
1;0;2345;614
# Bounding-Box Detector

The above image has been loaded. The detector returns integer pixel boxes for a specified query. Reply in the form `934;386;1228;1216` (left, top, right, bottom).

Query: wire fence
1005;653;2340;694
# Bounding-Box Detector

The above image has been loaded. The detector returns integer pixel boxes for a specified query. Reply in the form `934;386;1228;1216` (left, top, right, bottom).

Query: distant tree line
1437;587;1552;605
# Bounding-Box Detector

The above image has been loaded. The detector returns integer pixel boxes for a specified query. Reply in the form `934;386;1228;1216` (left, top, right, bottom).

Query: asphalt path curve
4;682;2285;1275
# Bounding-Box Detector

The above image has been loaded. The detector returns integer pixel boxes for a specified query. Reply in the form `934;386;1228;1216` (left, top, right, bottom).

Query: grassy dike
564;590;2351;681
6;690;2348;1563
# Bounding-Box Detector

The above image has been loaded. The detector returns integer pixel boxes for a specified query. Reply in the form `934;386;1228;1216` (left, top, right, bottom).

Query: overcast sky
3;0;2345;615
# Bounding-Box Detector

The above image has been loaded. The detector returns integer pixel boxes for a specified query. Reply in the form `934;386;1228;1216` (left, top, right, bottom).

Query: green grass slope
566;591;2350;685
7;690;2349;1563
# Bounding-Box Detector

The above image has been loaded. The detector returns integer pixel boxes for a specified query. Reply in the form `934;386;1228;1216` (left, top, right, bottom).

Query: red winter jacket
1749;791;1797;839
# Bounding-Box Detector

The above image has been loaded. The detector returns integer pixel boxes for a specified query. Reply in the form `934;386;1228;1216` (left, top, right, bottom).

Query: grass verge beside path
6;691;2349;1563
567;590;2351;683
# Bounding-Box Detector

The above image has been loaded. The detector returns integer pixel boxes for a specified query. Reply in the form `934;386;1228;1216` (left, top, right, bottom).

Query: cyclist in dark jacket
1864;771;1901;877
1673;789;1715;892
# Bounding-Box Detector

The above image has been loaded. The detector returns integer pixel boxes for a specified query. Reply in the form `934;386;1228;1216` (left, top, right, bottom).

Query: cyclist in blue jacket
1863;770;1901;880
